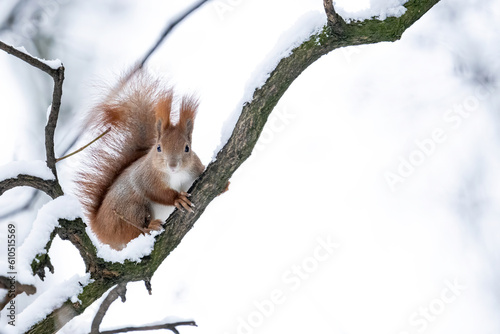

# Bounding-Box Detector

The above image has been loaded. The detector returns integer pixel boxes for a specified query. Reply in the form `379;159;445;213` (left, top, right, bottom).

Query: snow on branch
7;274;90;334
0;160;58;198
17;196;82;283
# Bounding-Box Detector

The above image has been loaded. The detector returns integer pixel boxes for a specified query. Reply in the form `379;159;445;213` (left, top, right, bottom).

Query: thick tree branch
26;0;442;332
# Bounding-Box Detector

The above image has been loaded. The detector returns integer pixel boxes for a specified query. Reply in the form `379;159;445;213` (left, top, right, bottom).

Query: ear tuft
179;96;198;137
155;90;174;131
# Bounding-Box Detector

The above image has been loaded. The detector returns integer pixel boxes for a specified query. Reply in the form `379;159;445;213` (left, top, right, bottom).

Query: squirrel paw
145;219;163;233
220;181;230;195
174;192;195;213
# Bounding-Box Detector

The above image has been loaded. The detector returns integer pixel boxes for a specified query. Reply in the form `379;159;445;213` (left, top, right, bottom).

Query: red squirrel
76;72;205;250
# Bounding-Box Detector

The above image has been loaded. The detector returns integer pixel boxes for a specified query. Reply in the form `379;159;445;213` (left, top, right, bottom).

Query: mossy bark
27;0;442;332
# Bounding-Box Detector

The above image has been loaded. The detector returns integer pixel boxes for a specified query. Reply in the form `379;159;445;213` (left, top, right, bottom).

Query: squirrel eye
157;145;161;152
184;145;190;153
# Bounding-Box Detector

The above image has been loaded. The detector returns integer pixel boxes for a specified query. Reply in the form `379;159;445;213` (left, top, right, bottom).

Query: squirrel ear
156;119;162;141
179;96;198;140
155;91;173;131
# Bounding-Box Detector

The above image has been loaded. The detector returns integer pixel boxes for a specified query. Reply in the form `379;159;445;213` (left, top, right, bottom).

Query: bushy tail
75;71;171;222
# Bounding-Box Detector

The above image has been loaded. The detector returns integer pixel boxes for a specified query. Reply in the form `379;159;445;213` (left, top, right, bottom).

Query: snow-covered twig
0;40;65;192
0;160;59;198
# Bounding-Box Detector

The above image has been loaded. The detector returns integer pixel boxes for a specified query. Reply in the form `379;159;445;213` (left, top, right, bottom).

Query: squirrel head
154;93;198;174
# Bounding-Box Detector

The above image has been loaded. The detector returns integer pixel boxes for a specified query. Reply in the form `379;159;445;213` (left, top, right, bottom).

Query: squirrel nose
168;161;179;171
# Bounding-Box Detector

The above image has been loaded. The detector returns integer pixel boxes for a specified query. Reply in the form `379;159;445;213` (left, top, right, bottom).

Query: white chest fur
150;170;196;221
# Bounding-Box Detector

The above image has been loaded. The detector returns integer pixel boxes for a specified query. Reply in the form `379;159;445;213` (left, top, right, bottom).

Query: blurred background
0;0;499;333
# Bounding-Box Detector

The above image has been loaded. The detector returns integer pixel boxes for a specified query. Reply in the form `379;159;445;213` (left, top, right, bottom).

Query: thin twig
98;321;197;334
90;283;128;334
138;0;210;69
123;0;211;84
56;128;110;162
0;41;59;77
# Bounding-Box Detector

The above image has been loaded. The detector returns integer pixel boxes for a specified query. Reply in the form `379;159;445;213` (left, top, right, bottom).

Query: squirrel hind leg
113;208;163;234
144;219;164;233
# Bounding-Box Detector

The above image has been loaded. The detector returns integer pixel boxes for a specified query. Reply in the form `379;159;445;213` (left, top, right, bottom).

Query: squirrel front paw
174;192;195;213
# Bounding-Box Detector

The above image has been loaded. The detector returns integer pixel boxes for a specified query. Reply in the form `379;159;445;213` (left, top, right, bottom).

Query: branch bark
323;0;345;34
12;0;442;332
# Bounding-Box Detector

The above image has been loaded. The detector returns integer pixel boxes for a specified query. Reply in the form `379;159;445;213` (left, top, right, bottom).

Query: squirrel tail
75;71;172;223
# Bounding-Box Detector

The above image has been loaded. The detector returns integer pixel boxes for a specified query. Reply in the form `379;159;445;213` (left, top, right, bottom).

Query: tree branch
99;321;197;334
90;283;127;334
0;175;60;198
88;281;196;334
323;0;345;34
0;41;59;77
0;40;64;194
26;0;442;332
45;64;65;179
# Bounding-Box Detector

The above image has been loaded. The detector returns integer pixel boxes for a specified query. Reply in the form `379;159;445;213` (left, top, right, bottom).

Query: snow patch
86;223;161;264
336;0;409;22
0;274;90;334
16;195;82;284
